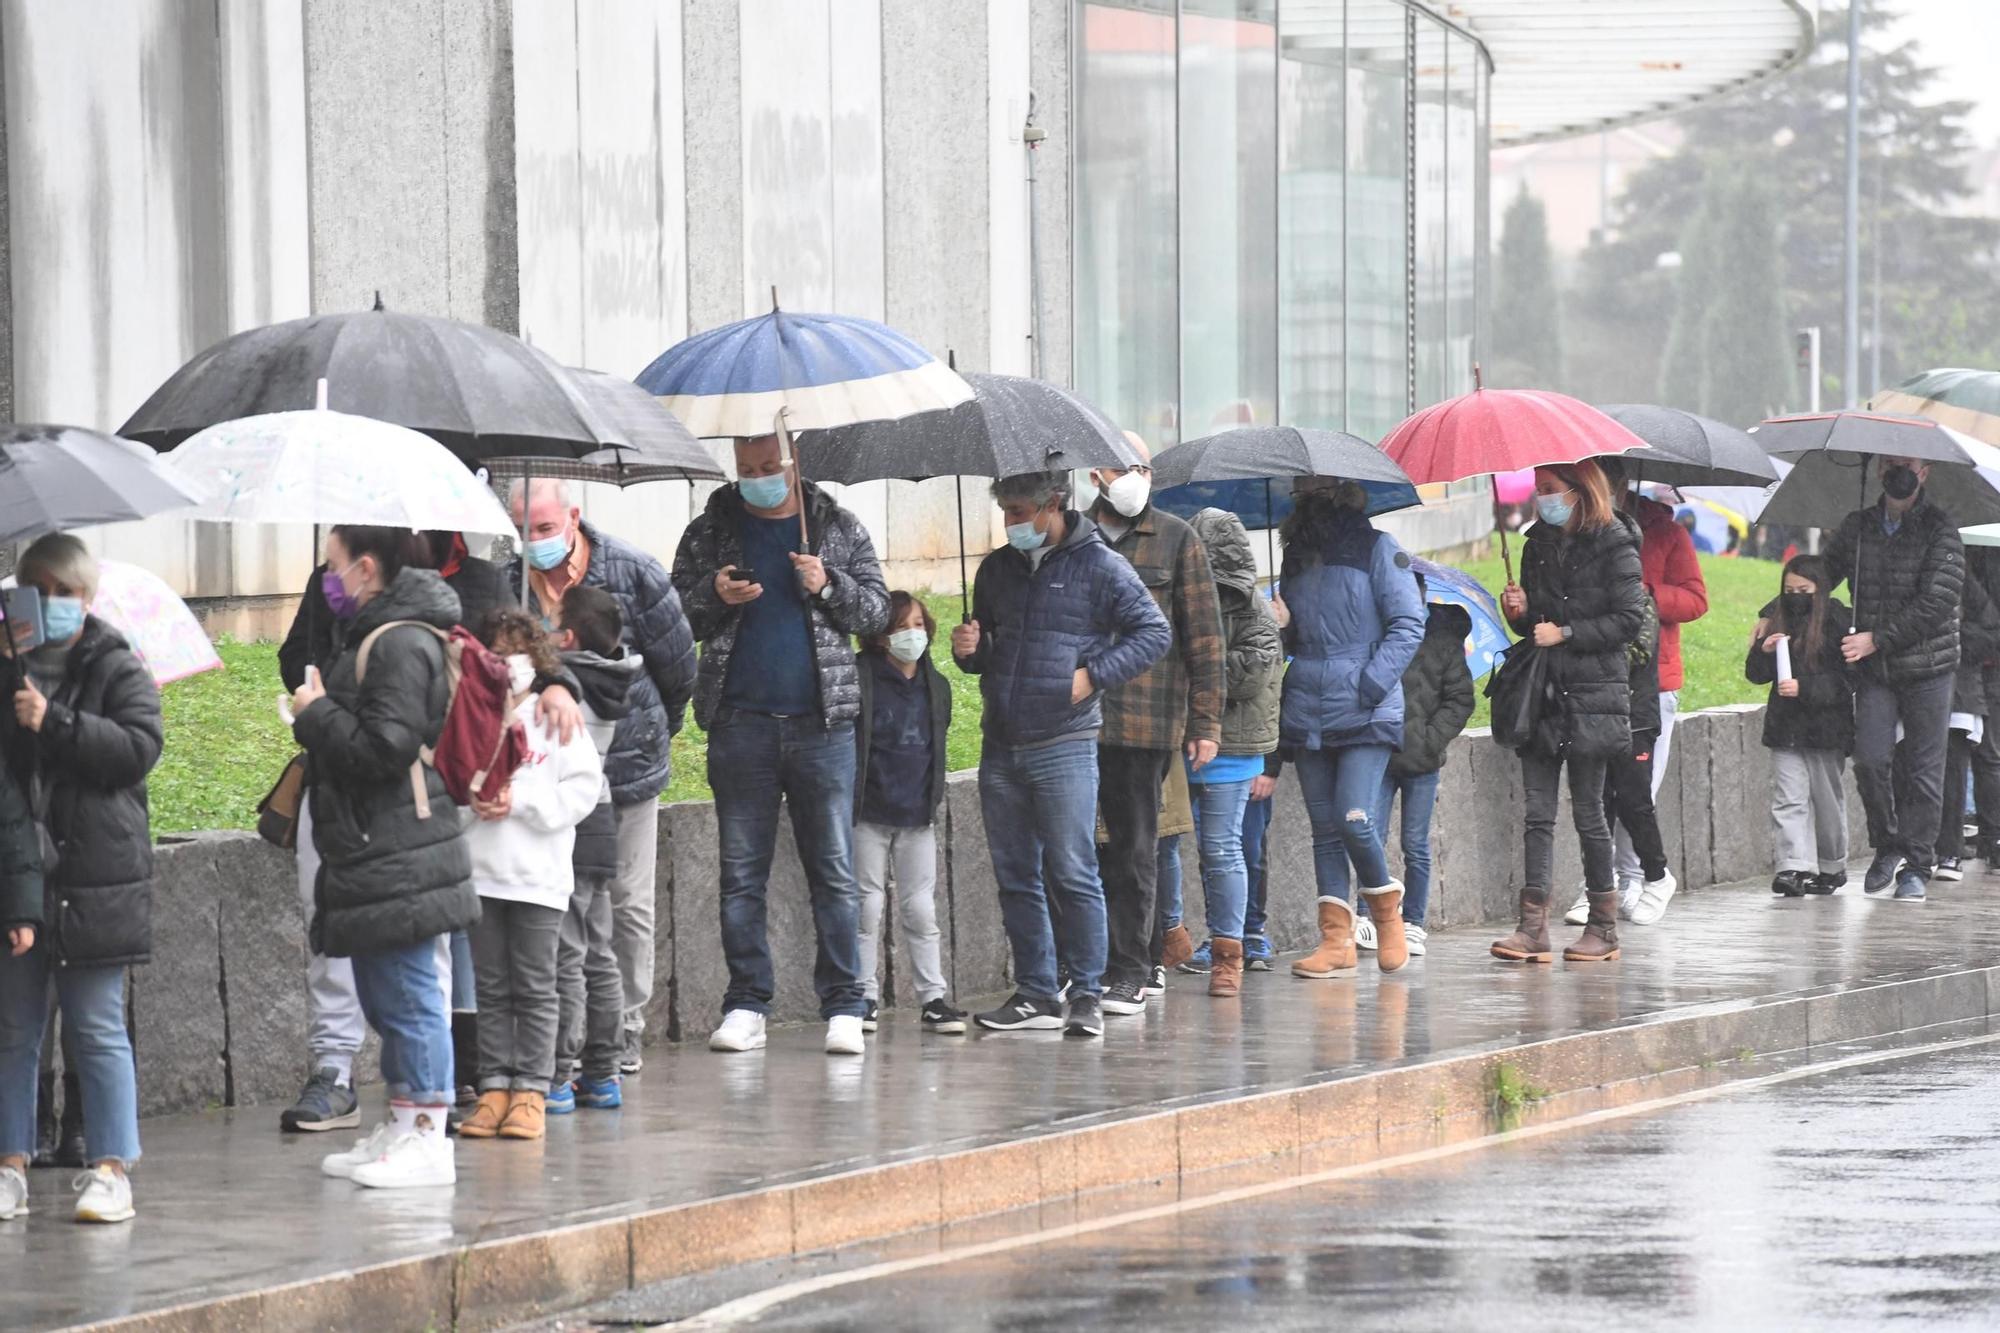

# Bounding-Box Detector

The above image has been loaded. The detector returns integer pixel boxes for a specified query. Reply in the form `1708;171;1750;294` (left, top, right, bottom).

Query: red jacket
1634;496;1708;691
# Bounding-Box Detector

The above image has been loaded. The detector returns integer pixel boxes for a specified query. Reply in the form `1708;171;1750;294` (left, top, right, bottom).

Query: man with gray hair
508;478;697;1072
952;470;1171;1038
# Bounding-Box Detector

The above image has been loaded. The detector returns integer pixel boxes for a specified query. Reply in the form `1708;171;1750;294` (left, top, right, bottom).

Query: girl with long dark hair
1748;556;1854;896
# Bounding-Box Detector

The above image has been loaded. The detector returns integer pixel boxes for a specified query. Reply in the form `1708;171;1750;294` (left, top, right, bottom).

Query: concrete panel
682;0;744;335
1705;708;1751;886
511;0;585;360
989;0;1034;379
1676;711;1714;891
443;0;516;331
829;0;885;320
1736;705;1775;876
642;804;676;1041
740;0;834;313
1261;763;1316;953
135;839;227;1115
943;771;1011;999
1426;733;1481;929
1027;0;1072;385
1654;715;1685;883
211;833;312;1109
219;0;313;331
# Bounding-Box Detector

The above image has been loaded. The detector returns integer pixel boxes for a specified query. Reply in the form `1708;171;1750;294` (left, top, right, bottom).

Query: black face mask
1882;465;1921;501
1780;592;1814;624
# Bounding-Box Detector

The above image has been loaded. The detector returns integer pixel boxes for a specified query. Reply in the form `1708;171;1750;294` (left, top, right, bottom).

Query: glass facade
1075;0;1491;454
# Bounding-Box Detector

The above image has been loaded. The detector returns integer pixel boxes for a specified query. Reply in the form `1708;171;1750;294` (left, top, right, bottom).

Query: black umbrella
794;369;1145;619
0;424;205;546
1595;404;1777;488
481;369;725;486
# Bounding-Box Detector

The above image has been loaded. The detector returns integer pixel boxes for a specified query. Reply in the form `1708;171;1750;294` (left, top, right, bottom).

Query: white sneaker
1616;877;1645;919
73;1165;135;1223
350;1132;455;1190
1355;916;1379;950
320;1121;397;1180
1562;882;1591;926
0;1165;27;1219
1405;924;1428;957
709;1009;768;1053
825;1014;866;1056
1626;870;1679;926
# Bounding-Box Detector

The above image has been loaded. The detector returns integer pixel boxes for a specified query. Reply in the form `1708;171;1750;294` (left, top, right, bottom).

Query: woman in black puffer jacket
291;525;476;1191
1491;462;1645;966
0;533;160;1223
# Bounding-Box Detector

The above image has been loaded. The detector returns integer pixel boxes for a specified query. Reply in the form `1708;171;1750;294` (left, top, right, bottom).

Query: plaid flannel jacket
1091;500;1225;751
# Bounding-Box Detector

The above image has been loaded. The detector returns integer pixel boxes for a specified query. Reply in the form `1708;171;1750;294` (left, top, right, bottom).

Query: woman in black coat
1747;555;1854;896
1492;462;1645;965
291;524;476;1191
0;533;160;1223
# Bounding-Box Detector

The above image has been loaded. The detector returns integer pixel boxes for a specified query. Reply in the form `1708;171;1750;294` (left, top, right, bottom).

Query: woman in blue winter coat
1277;484;1426;980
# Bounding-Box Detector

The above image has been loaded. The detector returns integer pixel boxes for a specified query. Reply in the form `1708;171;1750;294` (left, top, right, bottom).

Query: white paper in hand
1775;636;1793;684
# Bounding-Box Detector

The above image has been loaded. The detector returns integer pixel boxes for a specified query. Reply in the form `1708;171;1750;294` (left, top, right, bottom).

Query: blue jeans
351;938;454;1103
1190;778;1254;938
1192;790;1276;938
1377;769;1441;925
0;953;139;1165
1157;836;1182;929
708;710;866;1019
1294;744;1394;901
980;738;1106;1001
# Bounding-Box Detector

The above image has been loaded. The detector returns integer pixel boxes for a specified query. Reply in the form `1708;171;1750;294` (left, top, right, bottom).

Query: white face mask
887;628;929;663
1103;471;1151;519
505;652;535;695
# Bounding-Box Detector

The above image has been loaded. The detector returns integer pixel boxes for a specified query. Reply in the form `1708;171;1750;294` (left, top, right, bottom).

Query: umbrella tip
372;290;385;312
947;348;957;371
770;285;780;313
1472;361;1484;391
315;378;329;411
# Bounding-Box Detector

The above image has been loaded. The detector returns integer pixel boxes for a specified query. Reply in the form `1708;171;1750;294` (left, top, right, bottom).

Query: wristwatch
817;580;835;602
1560;625;1573;643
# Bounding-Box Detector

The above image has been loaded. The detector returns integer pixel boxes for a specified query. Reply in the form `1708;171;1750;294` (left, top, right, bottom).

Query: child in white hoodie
457;610;603;1142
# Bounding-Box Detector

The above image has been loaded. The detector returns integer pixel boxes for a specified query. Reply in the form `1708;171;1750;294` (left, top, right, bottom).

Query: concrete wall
136;702;1816;1116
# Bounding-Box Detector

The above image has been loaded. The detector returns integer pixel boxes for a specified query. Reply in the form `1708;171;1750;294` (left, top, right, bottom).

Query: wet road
714;1041;2000;1331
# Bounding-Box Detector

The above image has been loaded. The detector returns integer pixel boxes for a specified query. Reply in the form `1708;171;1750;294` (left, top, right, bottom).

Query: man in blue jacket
951;470;1171;1038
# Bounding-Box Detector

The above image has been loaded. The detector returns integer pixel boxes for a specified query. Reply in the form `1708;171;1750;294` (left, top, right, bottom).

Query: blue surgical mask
1536;493;1574;528
1006;519;1048;552
525;532;571;572
42;595;85;642
738;473;790;510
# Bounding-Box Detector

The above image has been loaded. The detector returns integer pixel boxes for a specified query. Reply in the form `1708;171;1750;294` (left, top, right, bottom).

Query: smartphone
728;565;760;586
2;586;44;653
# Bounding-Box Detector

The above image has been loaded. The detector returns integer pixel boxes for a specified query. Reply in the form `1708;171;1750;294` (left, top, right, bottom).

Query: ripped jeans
1293;744;1394;902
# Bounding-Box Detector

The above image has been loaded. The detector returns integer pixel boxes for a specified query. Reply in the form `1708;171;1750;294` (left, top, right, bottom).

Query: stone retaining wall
136;702;1848;1116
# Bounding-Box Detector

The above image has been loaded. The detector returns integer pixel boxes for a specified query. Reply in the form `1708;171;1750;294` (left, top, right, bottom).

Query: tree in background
1490;186;1562;387
1657;168;1794;422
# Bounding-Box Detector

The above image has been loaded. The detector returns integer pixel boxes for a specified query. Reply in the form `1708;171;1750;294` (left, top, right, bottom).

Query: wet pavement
13;872;2000;1329
708;1040;2000;1331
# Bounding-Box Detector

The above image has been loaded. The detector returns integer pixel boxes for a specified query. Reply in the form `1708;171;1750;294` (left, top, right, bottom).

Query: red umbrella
1381;370;1645;580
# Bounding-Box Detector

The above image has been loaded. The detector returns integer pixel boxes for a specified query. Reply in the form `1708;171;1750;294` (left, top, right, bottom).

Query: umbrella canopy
1595;404;1777;488
1493;468;1536;506
1410;557;1510;681
119;299;628;466
1751;410;1977;464
0;425;206;546
84;561;222;686
1150;426;1419;515
1381;386;1645;486
1871;368;2000;447
636;306;973;438
482;368;725;487
1757;419;2000;528
793;372;1140;482
161;410;516;534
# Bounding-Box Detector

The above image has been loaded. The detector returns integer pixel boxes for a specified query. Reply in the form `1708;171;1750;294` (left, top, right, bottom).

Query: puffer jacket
0;756;41;930
1191;509;1282;756
1632;496;1707;693
295;569;477;957
1747;598;1856;754
1506;512;1646;760
1389;602;1476;778
510;520;697;804
854;652;953;819
1821;497;1964;683
564;648;642;883
672;483;890;732
955;511;1172;748
5;619;161;966
282;551;506;692
1278;507;1425;752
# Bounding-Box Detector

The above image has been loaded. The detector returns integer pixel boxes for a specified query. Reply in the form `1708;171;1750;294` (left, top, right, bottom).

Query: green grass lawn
152;570;1777;833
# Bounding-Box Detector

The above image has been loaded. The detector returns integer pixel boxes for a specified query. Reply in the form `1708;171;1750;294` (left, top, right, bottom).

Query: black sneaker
620;1028;644;1075
921;999;967;1034
1936;857;1964;882
280;1066;360;1133
1065;993;1104;1037
1863;851;1903;896
1143;965;1167;997
1807;870;1846;895
975;992;1064;1031
1771;871;1808;897
862;1000;880;1033
1100;980;1148;1016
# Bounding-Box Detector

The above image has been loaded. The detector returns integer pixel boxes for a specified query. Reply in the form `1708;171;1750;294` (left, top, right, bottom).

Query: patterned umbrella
89;562;222;685
1871;368;2000;448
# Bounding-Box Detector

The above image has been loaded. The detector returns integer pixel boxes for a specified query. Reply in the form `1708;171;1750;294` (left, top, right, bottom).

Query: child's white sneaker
1404;924;1428;957
709;1009;767;1052
825;1014;866;1056
320;1121;396;1180
73;1164;135;1224
350;1132;454;1190
0;1164;27;1219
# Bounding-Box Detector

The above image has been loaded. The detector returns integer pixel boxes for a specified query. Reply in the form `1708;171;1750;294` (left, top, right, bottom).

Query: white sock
408;1104;450;1139
388;1100;418;1136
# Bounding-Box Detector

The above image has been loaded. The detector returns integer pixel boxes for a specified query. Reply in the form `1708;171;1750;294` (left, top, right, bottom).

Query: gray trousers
1523;750;1614;893
611;800;659;1035
1771;747;1849;874
471;898;565;1092
1854;673;1953;877
854;821;947;1004
556;874;624;1084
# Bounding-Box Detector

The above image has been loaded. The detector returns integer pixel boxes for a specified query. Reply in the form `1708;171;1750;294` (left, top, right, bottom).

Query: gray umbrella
0;424;205;546
1595;404;1777;488
481;369;725;487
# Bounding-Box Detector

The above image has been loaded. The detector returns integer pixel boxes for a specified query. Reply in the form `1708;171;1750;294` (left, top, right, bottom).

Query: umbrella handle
1499;524;1514;585
774;406;809;551
956;473;970;624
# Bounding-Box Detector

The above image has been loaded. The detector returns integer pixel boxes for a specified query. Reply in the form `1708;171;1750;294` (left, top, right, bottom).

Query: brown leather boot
1161;924;1195;970
459;1089;508;1139
1490;888;1554;962
499;1090;546;1140
1564;889;1623;962
1291;899;1358;978
1360;881;1408;972
1208;938;1244;997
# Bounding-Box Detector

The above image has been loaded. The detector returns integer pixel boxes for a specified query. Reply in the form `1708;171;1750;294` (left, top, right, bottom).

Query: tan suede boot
1161;924;1195;970
1208;938;1244;997
1563;889;1623;962
498;1090;546;1140
1360;881;1408;972
1490;887;1554;962
458;1089;508;1139
1291;899;1358;978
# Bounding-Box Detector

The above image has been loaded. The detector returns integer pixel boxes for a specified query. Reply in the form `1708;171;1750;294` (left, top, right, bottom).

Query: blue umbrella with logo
1411;557;1509;680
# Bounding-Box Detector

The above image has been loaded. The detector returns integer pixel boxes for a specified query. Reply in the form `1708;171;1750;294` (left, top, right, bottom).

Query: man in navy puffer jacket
952;471;1170;1038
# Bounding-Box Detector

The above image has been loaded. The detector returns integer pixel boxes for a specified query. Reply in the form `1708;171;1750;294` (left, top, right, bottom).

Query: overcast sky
1885;0;2000;147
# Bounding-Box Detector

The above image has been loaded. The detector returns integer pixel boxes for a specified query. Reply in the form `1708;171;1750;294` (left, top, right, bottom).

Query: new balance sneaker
620;1028;645;1075
280;1066;360;1134
1892;869;1928;904
1863;851;1903;896
1243;935;1274;971
1100;980;1148;1016
1404;924;1428;957
351;1132;455;1190
976;992;1064;1031
320;1122;397;1180
921;999;968;1034
1179;940;1214;974
575;1075;622;1109
72;1165;134;1224
1936;857;1964;882
861;1000;880;1034
825;1014;867;1055
1355;916;1379;951
0;1165;26;1220
1065;993;1104;1038
545;1080;577;1115
708;1009;768;1052
1143;965;1167;997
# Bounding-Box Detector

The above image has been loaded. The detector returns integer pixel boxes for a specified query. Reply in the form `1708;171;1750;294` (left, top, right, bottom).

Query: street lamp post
1843;1;1861;406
